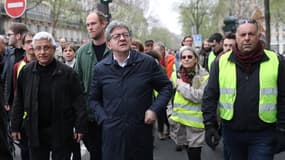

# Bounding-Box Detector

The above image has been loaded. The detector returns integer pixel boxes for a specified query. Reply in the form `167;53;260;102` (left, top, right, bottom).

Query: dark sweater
37;60;56;129
93;43;106;62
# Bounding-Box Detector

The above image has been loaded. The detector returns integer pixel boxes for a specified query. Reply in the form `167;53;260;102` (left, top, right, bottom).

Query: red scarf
232;41;264;73
178;66;195;84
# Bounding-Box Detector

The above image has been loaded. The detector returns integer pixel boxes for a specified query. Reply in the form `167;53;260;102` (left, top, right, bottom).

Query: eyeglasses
34;45;53;52
181;55;194;60
24;40;32;44
110;32;130;40
237;18;257;26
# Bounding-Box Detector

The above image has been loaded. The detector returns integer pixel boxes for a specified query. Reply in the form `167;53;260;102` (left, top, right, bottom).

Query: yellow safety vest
208;51;216;71
219;50;278;123
170;67;208;128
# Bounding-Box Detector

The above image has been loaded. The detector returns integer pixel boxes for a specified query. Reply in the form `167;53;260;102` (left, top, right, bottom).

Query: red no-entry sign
4;0;27;18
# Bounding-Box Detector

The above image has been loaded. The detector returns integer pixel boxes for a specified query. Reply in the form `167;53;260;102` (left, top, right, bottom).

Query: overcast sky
148;0;181;35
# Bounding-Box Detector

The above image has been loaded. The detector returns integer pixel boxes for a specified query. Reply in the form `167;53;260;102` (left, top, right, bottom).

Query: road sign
193;34;202;46
4;0;27;18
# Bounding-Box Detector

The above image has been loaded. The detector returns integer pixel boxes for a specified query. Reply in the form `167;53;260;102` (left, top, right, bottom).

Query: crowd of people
0;10;285;160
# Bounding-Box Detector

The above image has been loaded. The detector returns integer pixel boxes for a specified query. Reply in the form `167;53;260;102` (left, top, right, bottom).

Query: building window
37;25;40;32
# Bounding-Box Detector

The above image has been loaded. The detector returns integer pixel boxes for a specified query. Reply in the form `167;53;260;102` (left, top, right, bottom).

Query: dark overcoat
89;50;172;160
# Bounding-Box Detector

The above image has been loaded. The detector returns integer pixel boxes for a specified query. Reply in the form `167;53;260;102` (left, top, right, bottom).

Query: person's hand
176;79;182;85
205;126;220;150
144;109;157;124
11;132;21;141
74;133;84;143
274;128;285;153
4;105;11;111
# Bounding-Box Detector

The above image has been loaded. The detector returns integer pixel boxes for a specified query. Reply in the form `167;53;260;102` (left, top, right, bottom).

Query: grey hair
154;41;165;50
105;20;132;41
179;46;198;59
32;31;56;47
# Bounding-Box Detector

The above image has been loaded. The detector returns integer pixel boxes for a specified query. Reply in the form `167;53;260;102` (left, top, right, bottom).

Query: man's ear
16;33;21;41
102;20;108;29
257;32;262;39
106;41;112;50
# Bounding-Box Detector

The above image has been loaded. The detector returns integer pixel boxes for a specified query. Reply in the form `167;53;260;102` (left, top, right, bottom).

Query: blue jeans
222;125;275;160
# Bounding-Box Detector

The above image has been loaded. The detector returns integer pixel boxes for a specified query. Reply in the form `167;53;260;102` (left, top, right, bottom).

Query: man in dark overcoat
88;21;173;160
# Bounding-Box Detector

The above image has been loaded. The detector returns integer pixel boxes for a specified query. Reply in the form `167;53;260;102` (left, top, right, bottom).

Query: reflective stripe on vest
170;70;207;128
218;50;278;123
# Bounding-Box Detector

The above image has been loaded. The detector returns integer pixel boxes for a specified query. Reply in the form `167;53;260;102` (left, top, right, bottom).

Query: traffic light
100;0;112;4
223;16;237;34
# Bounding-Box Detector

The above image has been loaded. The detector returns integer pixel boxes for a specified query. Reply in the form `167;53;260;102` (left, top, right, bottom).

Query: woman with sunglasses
169;46;209;160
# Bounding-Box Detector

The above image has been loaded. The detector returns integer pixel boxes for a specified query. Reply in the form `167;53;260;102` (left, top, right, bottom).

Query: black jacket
4;47;25;106
0;103;12;159
202;51;285;131
11;60;88;147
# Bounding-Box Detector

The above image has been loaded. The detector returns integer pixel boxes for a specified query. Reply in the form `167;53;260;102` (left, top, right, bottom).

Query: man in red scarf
202;18;285;160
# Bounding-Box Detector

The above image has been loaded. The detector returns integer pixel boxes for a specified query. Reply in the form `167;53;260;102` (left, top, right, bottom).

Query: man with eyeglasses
3;23;28;112
88;21;172;160
11;31;88;160
10;32;36;160
202;18;285;160
74;11;110;160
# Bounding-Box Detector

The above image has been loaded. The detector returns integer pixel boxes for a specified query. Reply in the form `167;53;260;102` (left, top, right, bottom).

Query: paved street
14;137;285;160
154;138;285;160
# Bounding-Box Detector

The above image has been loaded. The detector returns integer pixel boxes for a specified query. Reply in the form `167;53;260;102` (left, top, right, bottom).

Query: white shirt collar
65;59;76;68
113;52;130;68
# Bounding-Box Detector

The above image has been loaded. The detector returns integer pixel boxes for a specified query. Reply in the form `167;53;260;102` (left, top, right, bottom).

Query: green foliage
110;0;148;39
178;0;219;40
110;0;180;49
178;0;234;40
149;27;180;49
270;0;285;23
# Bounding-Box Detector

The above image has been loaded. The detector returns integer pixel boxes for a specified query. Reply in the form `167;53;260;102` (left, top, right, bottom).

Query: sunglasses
237;18;257;26
181;55;193;60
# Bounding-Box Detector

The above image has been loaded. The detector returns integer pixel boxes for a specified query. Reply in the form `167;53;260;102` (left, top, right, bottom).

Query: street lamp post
264;0;270;49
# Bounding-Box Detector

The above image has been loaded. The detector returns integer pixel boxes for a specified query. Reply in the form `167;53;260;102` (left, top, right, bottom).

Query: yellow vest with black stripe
170;67;208;128
219;50;278;123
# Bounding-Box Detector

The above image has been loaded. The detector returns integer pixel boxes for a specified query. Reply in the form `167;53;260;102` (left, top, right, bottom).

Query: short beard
91;32;103;41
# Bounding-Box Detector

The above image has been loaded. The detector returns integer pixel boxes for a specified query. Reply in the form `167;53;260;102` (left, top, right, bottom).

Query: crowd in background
0;10;285;160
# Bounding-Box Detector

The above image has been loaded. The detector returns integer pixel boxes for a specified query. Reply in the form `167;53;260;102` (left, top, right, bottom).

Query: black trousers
71;139;81;160
0;105;12;160
19;128;29;160
82;121;102;160
29;143;72;160
157;108;169;133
